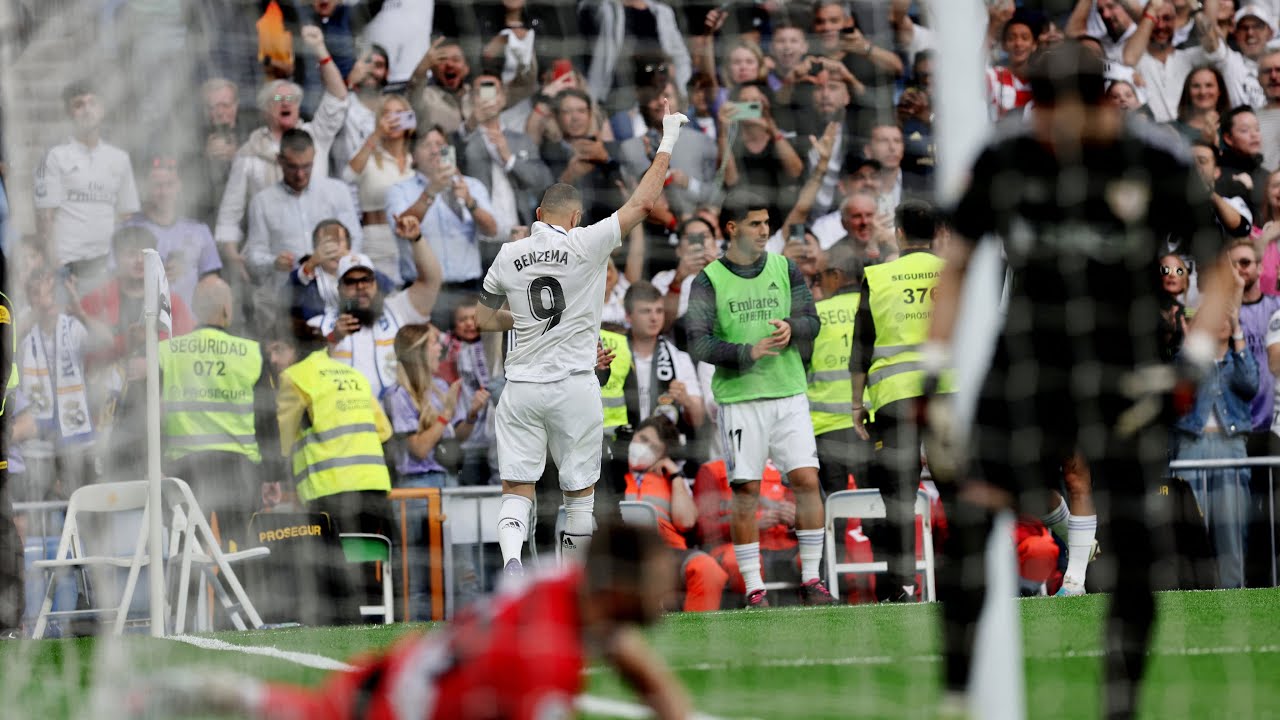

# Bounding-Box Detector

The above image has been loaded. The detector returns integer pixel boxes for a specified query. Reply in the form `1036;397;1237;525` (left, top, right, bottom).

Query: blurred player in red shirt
625;416;729;611
130;524;692;720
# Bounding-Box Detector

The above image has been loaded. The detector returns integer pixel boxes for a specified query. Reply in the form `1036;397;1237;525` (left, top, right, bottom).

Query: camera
809;61;824;76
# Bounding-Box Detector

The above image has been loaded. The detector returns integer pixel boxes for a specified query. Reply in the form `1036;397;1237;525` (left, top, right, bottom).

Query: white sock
497;494;533;565
561;493;595;564
734;542;765;594
796;529;824;583
1064;514;1097;587
1041;497;1069;542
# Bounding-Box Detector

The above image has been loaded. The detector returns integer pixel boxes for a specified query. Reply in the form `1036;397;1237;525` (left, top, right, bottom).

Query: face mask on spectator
628;441;658;471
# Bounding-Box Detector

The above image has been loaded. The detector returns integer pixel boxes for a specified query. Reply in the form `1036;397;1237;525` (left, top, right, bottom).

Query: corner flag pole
144;249;167;637
931;1;1024;718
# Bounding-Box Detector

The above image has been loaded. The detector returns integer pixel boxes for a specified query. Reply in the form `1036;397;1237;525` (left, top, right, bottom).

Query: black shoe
799;578;837;606
882;584;917;603
745;588;770;608
0;628;22;640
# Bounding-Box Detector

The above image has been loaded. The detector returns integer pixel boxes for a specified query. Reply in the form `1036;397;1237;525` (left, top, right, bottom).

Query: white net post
144;249;166;638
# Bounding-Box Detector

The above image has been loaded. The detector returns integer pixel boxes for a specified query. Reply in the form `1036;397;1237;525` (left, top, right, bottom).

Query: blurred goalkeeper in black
926;43;1235;719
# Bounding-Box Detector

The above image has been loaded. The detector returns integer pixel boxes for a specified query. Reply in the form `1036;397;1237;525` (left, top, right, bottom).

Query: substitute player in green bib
159;277;274;547
687;191;835;607
850;200;953;602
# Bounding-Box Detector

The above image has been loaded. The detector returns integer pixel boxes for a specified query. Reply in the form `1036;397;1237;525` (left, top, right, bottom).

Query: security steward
850;200;954;602
0;253;21;636
160;276;275;547
808;244;864;496
277;332;392;623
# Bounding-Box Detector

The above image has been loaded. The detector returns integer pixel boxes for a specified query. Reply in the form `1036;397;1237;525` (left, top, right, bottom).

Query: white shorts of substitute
495;372;604;491
718;394;819;483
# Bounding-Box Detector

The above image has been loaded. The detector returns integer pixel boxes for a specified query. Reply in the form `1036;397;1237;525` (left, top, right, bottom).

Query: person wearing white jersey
477;99;689;571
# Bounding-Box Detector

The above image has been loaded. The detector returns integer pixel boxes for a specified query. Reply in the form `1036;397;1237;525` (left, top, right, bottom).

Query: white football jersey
481;215;621;383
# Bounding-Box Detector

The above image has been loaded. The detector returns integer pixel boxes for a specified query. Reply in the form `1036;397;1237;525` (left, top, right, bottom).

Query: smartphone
478;81;498;101
735;101;762;120
552;58;574;81
393;109;417;132
788;223;806;244
687;232;706;254
340;298;374;327
440;144;457;168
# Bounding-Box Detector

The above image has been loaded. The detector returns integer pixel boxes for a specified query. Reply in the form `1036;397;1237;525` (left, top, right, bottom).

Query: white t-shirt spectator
321;288;431;399
1133;42;1228;123
35;138;140;265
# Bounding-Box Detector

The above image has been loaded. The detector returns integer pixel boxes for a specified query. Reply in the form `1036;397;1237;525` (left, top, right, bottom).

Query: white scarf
21;315;93;442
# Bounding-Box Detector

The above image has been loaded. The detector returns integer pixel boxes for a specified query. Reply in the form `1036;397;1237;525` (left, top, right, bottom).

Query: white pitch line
168;635;746;720
169;634;356;672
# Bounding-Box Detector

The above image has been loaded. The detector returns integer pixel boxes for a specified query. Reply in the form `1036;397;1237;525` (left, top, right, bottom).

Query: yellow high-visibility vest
863;252;955;412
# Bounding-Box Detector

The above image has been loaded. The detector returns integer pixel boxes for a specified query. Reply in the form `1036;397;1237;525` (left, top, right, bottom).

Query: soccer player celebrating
128;523;693;720
686;190;836;607
474;100;689;570
928;43;1235;719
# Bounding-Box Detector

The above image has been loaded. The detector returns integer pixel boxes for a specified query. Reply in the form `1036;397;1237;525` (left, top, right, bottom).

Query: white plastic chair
164;477;268;634
823;488;936;602
31;481;155;638
618;500;660;529
339;533;394;624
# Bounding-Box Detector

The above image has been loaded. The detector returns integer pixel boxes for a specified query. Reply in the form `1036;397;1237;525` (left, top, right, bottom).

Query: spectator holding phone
288;219;396;338
652;217;719;326
343;94;416;285
385;127;498;323
717;83;804;224
319;220;444;398
458;74;554;249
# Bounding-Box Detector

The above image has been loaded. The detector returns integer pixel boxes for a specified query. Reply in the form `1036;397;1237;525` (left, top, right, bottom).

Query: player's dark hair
1190;138;1219;161
896;200;938;247
1223;105;1257;138
1027;41;1107;107
623;281;663;314
584;520;668;593
279;128;315;155
540;183;583;215
719;190;770;239
311;218;351;247
636;414;680;454
112;225;157;253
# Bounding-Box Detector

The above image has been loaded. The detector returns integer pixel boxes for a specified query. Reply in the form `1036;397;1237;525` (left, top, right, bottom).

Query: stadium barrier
1167;456;1280;587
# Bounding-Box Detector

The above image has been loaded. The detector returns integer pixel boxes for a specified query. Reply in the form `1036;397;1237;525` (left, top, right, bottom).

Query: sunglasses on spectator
273;93;302;103
1160;266;1186;276
641;64;668;75
342;274;375;287
1234;258;1256;268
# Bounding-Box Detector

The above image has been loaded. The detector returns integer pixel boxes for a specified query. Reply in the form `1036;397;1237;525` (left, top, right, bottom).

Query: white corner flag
143;249;168;635
143;249;172;334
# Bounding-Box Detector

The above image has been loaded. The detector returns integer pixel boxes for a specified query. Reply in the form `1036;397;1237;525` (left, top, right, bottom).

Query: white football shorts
718;393;820;482
495;371;604;491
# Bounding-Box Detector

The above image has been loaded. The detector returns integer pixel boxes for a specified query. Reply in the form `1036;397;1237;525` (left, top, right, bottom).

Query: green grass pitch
3;589;1280;719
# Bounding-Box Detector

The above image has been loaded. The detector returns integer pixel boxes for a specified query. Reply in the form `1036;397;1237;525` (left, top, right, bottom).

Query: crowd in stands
9;0;1280;625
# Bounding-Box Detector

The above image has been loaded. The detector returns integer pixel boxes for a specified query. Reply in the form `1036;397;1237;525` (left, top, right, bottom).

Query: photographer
319;214;444;399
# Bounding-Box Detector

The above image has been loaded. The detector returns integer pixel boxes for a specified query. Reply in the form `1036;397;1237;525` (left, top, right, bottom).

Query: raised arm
616;99;688;236
782;122;840;230
300;25;349;101
398;215;444;318
1122;0;1158;68
1066;0;1093;38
